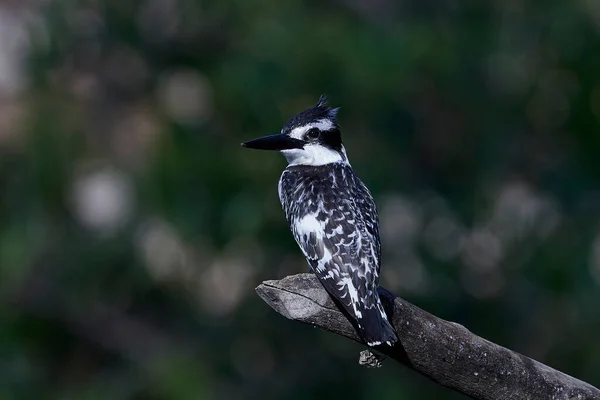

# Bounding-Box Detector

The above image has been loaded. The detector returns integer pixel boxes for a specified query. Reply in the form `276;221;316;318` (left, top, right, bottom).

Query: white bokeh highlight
71;167;134;234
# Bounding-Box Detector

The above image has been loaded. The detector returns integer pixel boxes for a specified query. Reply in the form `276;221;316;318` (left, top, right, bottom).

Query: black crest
282;95;340;134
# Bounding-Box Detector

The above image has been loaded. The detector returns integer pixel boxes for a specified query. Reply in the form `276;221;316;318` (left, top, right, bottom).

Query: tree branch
256;273;600;400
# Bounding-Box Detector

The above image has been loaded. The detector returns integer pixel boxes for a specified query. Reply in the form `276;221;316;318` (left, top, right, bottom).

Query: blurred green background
1;0;600;399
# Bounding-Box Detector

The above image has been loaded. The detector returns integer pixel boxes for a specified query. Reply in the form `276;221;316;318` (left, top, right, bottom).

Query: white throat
282;144;348;166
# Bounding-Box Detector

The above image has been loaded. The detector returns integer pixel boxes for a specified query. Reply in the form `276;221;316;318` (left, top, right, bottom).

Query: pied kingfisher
242;95;397;346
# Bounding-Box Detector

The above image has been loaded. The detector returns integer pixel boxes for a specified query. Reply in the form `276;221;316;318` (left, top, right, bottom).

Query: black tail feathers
359;308;397;347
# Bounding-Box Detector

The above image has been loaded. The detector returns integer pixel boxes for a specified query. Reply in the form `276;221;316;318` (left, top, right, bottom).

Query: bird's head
241;95;347;166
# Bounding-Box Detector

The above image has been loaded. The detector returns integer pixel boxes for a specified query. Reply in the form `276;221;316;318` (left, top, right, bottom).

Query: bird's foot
358;350;385;368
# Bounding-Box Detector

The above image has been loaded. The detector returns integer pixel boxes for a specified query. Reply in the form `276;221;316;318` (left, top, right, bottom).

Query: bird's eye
306;128;320;140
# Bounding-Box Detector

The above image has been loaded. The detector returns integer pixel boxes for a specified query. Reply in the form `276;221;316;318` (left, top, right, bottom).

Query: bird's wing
352;178;381;270
290;189;381;324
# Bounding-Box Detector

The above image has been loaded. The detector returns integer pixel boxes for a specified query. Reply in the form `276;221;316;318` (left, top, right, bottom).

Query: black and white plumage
242;95;397;346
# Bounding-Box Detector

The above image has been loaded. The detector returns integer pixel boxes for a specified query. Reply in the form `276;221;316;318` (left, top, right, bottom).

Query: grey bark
256;273;600;400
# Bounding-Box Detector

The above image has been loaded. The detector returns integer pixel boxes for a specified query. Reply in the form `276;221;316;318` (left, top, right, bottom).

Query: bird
241;95;397;346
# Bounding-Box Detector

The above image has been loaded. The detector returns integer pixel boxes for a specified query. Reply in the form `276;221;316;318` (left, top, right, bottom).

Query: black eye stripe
319;129;343;151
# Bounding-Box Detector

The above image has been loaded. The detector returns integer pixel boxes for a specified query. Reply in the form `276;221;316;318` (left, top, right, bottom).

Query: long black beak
241;134;305;151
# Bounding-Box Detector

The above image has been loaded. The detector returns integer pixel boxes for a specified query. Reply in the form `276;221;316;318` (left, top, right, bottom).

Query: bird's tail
358;302;397;347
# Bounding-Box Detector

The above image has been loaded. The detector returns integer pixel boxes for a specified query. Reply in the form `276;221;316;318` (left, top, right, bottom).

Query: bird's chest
278;165;359;240
279;167;342;218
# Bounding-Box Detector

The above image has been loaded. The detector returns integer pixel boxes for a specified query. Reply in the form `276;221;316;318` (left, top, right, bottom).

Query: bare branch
256;273;600;400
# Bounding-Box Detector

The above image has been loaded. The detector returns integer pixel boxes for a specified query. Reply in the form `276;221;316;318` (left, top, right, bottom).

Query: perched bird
242;95;397;346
